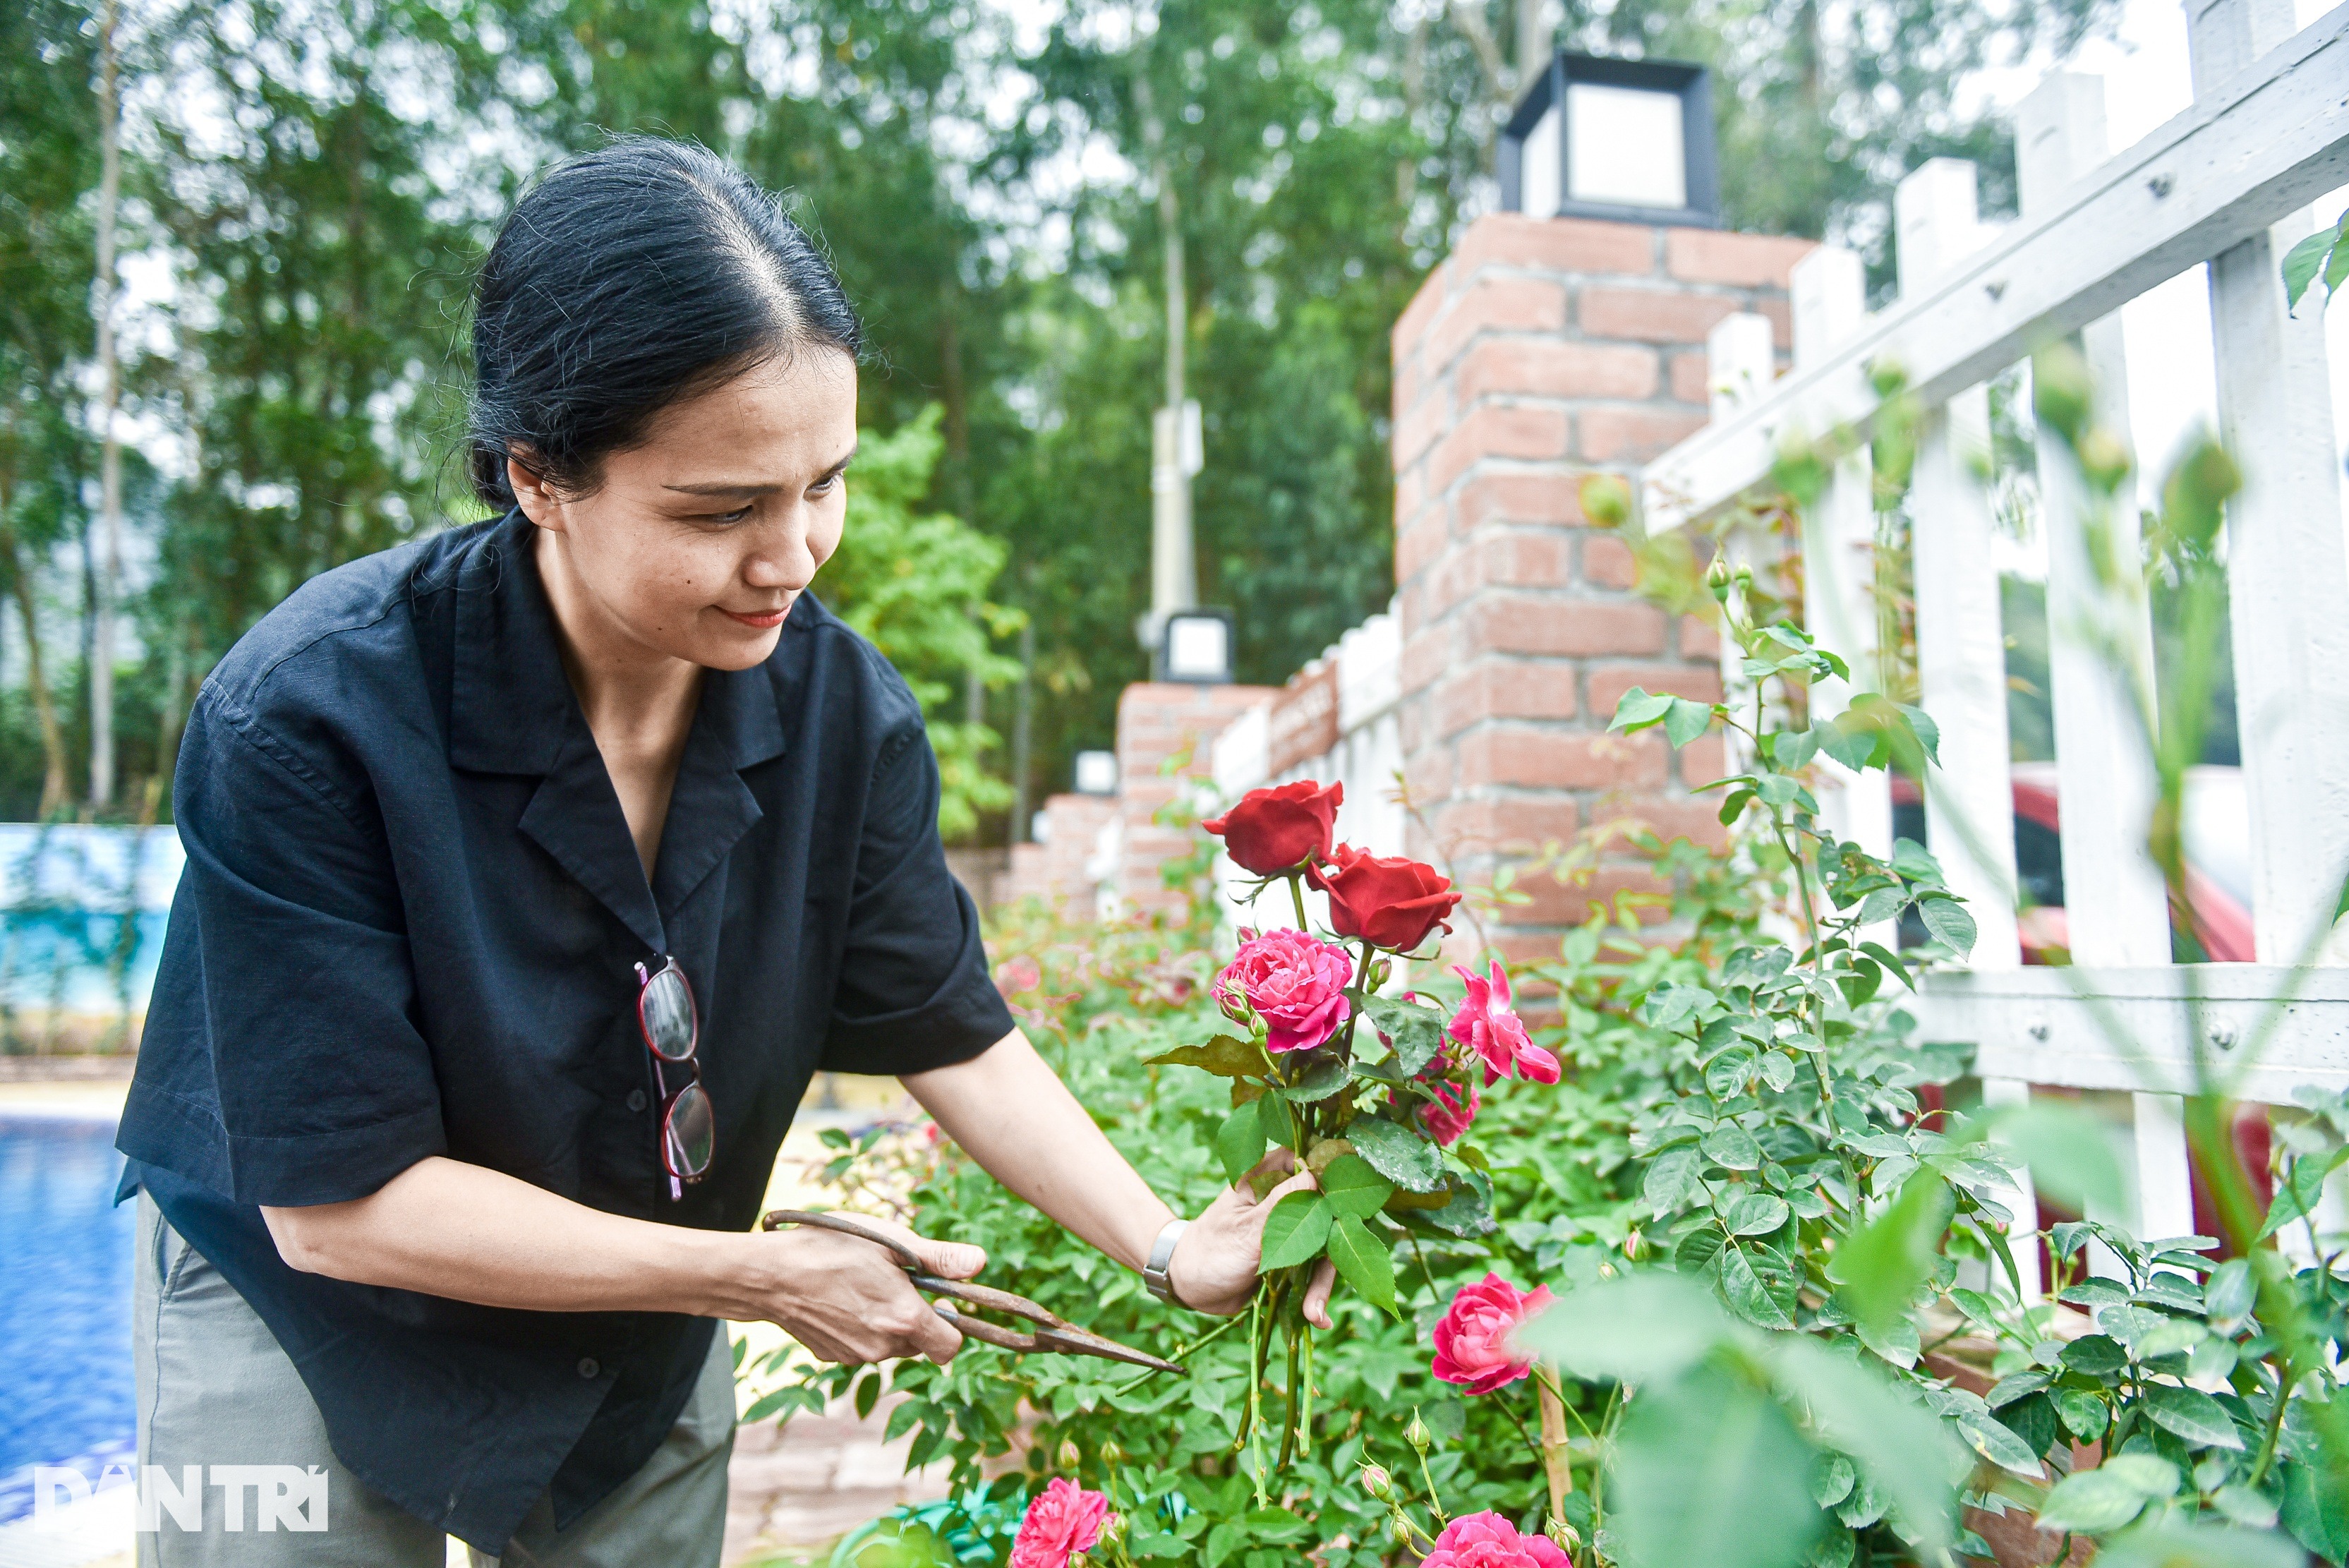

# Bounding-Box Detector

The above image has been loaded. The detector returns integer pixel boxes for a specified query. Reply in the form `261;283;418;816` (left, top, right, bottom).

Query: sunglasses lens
664;1082;714;1178
640;965;696;1061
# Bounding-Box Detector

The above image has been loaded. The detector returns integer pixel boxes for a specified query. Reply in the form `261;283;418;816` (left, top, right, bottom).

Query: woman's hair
467;137;863;509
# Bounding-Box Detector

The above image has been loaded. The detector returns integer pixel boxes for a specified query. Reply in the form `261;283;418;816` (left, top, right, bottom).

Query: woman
114;138;1329;1567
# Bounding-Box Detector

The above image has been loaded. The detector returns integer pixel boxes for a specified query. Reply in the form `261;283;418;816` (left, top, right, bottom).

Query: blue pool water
0;1117;138;1522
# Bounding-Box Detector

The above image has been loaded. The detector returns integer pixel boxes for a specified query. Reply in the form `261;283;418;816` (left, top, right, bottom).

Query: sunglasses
634;955;713;1198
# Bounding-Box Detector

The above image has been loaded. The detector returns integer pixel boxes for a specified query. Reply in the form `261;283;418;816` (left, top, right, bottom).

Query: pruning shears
760;1207;1183;1375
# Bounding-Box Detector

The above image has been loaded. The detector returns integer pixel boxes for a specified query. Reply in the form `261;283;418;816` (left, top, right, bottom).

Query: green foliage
2283;210;2349;315
820;406;1022;838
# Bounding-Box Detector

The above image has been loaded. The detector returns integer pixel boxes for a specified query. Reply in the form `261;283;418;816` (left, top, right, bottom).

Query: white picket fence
1643;0;2349;1286
1210;610;1407;929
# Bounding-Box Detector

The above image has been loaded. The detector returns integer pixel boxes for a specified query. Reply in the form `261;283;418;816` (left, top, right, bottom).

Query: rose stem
1537;1367;1574;1528
1287;870;1310;931
1276;1321;1302;1469
1296;1325;1315;1464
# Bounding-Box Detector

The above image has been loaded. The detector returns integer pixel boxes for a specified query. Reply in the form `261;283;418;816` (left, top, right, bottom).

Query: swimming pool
0;1115;138;1525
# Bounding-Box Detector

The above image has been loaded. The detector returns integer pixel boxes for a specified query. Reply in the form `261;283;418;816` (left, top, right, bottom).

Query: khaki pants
133;1193;735;1567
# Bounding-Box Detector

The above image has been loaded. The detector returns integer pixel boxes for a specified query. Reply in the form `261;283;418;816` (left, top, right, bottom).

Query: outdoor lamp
1073;750;1120;796
1159;608;1235;685
1499;52;1720;229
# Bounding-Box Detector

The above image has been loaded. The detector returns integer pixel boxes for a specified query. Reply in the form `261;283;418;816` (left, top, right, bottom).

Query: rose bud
1058;1438;1082;1471
1098;1440;1125;1469
1202;780;1342;876
1404;1412;1432;1453
1360;1464;1394;1501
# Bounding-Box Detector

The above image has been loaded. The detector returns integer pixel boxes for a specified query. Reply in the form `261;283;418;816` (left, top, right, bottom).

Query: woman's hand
1165;1150;1338;1327
733;1214;986;1365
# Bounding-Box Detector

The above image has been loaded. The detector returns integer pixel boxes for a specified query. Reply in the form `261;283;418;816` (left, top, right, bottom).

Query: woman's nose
743;519;817;591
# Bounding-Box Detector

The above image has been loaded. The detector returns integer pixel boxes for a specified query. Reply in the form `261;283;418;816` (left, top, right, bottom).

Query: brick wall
1005;794;1117;915
1391;212;1813;963
1113;682;1279;917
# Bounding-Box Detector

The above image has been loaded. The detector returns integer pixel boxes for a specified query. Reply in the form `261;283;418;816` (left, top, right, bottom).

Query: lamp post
1499;52;1721;229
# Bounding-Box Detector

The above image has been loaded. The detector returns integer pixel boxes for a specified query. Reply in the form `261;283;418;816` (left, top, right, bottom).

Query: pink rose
1431;1273;1553;1395
1420;1511;1572;1568
1449;962;1559;1087
1216;927;1353;1054
1010;1478;1109;1568
1418;1078;1478;1146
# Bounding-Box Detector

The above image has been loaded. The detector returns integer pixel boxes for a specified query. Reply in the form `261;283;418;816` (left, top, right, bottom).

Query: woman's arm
260;1158;977;1364
905;1029;1334;1325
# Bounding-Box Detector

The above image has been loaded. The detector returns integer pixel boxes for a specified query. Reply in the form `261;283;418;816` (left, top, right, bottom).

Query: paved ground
0;1066;946;1568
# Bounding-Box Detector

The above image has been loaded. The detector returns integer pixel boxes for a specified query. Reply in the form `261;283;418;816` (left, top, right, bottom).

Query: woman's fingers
1247;1168;1320;1234
1303;1260;1336;1329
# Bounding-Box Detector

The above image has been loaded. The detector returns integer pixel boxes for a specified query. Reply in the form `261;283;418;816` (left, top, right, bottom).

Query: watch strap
1142;1217;1190;1304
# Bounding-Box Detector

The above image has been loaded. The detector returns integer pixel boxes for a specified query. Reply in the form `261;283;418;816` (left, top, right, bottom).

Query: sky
1967;0;2349;569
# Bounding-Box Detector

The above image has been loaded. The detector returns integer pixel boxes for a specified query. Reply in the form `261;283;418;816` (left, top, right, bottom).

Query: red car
1891;763;2254;963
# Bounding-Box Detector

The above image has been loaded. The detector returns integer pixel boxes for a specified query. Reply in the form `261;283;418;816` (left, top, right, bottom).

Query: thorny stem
1414;1440;1448;1525
1277;1320;1303;1469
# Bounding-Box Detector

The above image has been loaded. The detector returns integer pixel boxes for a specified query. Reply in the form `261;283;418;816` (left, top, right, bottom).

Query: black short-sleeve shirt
113;509;1013;1553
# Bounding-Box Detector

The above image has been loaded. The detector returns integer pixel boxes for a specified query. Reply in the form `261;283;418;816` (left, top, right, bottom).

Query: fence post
2017;73;2192;1248
1895;159;2022;972
1787;247;1894;935
2190;0;2349;969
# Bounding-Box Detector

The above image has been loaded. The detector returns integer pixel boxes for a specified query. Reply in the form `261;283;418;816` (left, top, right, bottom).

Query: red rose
1010;1478;1109;1568
1202;780;1342;876
1431;1272;1552;1394
1419;1512;1571;1568
1306;844;1461;952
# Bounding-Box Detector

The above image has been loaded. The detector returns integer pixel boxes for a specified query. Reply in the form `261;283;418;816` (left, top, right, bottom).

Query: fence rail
1639;0;2349;1282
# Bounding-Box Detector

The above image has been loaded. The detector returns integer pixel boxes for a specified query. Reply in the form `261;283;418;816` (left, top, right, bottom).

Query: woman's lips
720;605;788;629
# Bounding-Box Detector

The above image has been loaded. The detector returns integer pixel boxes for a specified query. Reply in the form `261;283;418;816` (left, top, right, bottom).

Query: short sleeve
115;689;447;1206
819;725;1015;1075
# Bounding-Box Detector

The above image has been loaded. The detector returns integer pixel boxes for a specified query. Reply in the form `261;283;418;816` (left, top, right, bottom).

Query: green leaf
1827;1171;1953;1333
1317;1153;1397;1217
1703;1124;1763;1170
1611;687;1675;732
1718;1242;1798;1329
2092;1521;2306;1568
1130;1533;1190;1560
1890;838;1942;883
1770;1334;1963;1550
2051;1387;2109;1445
1145;1035;1267;1077
1989;1101;2126;1216
2283;221;2340;311
1645;1145;1704;1217
2036;1468;2160;1533
1324;1213;1396;1313
1516;1272;1729;1382
1360;995;1446;1077
1216;1099;1272;1184
2257;1146;2345;1238
2060;1334;2129;1376
1279;1055;1349;1102
2204;1257;2256;1325
1954;1406;2043;1476
2142;1382;2245;1450
1259;1192;1331;1270
854;1368;883;1420
1664;696;1715;748
1345;1116;1444;1193
1204;1518;1248;1568
1609;1365;1824;1568
1723;1190;1790;1236
1914;893;1977;957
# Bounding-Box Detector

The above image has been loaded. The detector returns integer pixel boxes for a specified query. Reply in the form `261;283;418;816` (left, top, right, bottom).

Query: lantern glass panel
1566;82;1686;209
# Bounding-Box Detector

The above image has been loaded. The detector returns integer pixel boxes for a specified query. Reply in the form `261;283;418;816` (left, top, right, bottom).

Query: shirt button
626;1090;648;1113
578;1358;600;1379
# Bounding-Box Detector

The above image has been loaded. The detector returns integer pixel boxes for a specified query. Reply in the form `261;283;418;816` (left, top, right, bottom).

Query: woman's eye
709;506;754;525
808;476;840;497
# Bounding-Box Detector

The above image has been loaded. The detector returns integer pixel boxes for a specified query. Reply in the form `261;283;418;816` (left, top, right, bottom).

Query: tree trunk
1;524;73;818
90;0;124;809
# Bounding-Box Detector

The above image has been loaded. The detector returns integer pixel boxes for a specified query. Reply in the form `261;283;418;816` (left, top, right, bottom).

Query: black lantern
1499;52;1720;229
1157;607;1235;685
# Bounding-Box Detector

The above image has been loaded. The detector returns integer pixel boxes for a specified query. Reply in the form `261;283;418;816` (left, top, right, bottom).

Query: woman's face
512;346;858;673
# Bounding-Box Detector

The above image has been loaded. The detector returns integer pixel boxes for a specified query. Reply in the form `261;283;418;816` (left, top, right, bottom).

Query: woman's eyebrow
663;480;784;497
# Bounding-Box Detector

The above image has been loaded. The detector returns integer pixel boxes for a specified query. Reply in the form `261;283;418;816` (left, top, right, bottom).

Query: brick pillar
1391;214;1813;963
1005;794;1118;915
1113;682;1279;917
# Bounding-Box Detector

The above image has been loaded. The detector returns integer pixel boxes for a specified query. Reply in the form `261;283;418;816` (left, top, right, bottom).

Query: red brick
1578;286;1741;345
1456;728;1667;790
1453;212;1657;279
1679;734;1728;787
1432;795;1583;856
1587;661;1721;720
1583;533;1638;589
1403;747;1453;807
1465;593;1665;658
1423;276;1569;375
1511;864;1674;927
1757;297;1793;349
1665;228;1815;289
1623;796;1732;850
1392;264;1450;362
1434;661;1580;734
1456;337;1660;406
1668;349;1710;406
1422;531;1578;620
1394;382;1449;471
1577;406;1707;464
1430;405;1571;495
1401;625;1453;698
1679;613;1722;660
1455;471;1587;532
1396;507;1447;584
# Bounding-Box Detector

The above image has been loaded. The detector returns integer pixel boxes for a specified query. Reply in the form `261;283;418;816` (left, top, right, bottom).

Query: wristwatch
1143;1217;1190;1305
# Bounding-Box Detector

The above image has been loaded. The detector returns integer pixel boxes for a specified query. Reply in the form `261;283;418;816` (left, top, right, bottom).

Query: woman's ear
507;452;565;531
